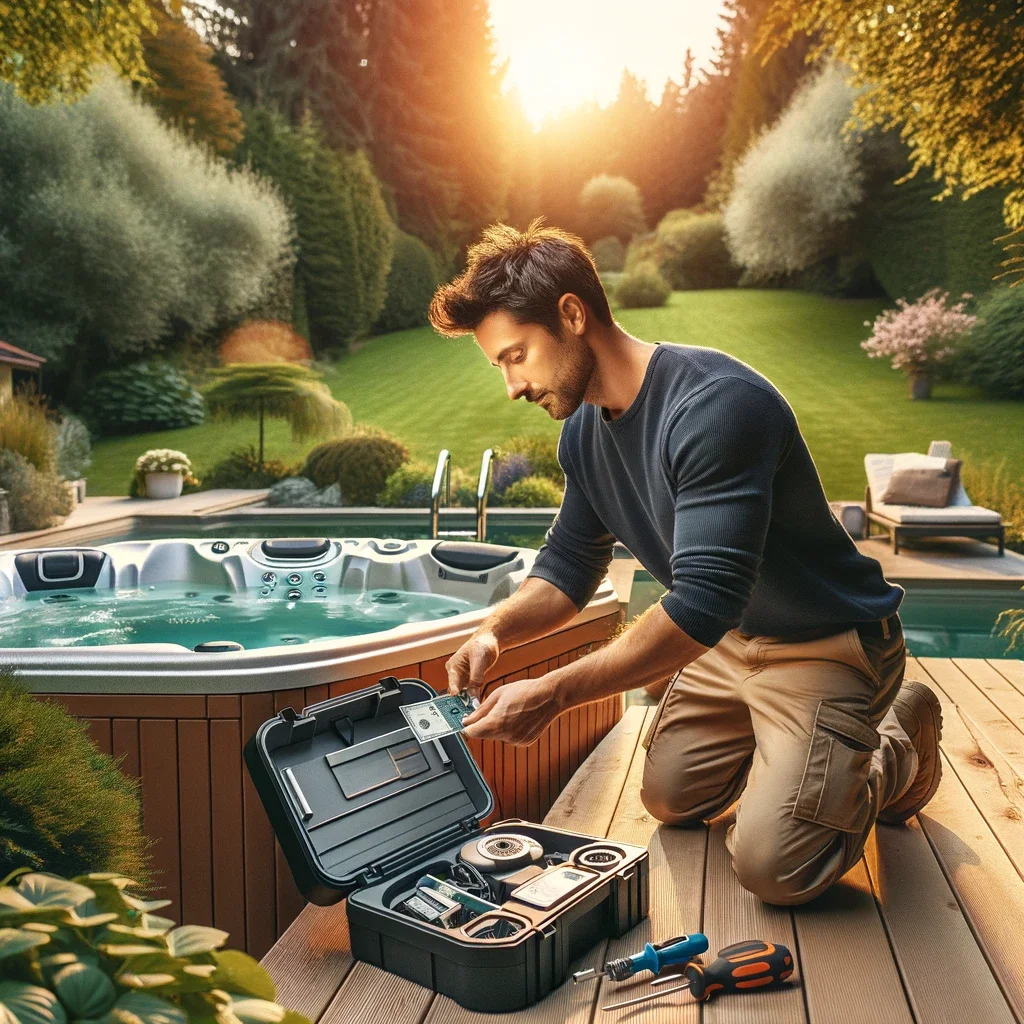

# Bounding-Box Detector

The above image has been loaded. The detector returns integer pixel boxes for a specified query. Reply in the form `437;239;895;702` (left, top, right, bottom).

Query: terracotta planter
145;471;184;499
909;373;932;400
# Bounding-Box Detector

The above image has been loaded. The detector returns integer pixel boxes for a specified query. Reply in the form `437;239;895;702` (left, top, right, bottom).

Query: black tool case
244;675;649;1012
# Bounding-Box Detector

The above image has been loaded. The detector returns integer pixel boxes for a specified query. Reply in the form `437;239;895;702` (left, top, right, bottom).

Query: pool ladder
430;448;494;542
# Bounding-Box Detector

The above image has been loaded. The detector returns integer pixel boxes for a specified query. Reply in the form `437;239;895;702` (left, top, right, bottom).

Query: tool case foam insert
244;676;650;1012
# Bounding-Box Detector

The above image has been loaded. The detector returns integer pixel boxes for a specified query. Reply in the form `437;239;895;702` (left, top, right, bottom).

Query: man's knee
730;833;835;906
640;758;748;827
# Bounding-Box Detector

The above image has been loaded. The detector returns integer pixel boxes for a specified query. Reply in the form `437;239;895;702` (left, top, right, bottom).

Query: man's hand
446;630;500;701
461;674;563;746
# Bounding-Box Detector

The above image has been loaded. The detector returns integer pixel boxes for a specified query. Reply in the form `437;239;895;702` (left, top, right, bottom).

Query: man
428;219;942;906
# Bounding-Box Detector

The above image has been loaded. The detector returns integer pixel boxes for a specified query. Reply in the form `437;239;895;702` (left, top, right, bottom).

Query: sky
488;0;728;127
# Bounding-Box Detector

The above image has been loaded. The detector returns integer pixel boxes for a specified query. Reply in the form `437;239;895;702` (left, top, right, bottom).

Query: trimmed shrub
55;414;92;481
219;319;313;364
579;175;646;244
0;390;54;472
304;428;409;505
497;435;561;484
590;236;626;273
374;230;439;333
0;450;73;531
81;361;205;435
0;75;293;368
202;446;298;489
502;475;564;508
491;452;532;496
656;212;740;289
0;671;150;880
955;287;1024;398
615;264;672;308
724;63;865;280
624;231;665;271
379;462;434;507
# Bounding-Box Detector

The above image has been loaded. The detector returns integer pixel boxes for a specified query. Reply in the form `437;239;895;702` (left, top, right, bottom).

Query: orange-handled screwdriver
602;939;794;1011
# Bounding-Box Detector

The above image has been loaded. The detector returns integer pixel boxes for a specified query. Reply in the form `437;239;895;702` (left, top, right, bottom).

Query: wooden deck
261;655;1024;1024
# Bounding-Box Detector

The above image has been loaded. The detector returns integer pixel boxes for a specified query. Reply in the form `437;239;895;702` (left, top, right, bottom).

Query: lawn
86;289;1024;500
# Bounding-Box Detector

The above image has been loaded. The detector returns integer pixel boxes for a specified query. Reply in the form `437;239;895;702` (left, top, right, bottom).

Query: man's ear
558;293;587;336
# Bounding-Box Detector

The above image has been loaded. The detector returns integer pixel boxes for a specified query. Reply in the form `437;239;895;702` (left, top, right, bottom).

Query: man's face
474;308;596;420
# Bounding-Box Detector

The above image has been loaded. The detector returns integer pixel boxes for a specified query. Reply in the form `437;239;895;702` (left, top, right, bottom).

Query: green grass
86;290;1024;500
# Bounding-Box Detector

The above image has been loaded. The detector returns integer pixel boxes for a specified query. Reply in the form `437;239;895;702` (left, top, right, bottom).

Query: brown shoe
877;680;943;824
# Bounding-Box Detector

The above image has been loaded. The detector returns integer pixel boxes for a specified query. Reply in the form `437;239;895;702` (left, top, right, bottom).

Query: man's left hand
461;674;563;746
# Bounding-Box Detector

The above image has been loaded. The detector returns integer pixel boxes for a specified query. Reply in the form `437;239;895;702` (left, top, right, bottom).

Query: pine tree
141;0;243;154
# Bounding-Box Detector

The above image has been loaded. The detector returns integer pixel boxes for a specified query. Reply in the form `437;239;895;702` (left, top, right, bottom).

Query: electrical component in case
460;833;545;874
575;845;626;871
398;887;463;927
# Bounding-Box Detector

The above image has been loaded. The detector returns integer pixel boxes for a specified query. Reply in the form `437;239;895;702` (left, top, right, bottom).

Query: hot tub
1;537;624;958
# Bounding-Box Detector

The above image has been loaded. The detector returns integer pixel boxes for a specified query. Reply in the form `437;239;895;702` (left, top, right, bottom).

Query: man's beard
529;333;596;420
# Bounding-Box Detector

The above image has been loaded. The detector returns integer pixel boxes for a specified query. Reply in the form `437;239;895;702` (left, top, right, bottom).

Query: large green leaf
208;954;274;1002
51;963;116;1018
1;877;93;913
0;929;48;961
279;1010;311;1024
164;929;228;959
110;992;186;1024
220;997;285;1024
0;982;68;1024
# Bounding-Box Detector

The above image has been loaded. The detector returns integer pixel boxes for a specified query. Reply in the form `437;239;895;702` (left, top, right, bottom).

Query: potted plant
861;288;977;399
134;448;192;499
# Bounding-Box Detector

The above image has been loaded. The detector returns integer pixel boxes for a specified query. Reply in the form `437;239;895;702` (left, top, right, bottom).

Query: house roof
0;339;46;370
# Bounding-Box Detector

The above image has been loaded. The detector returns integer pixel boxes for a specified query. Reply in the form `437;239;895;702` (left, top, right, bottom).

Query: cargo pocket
792;701;880;833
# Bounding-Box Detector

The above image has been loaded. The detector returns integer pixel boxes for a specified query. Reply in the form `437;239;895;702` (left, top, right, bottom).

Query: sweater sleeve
526;427;616;610
659;377;795;647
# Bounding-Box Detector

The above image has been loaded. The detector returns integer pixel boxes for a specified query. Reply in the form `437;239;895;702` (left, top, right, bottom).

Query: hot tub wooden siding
38;611;623;959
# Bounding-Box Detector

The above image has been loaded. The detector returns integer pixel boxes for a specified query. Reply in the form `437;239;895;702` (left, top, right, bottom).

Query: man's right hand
446;631;500;701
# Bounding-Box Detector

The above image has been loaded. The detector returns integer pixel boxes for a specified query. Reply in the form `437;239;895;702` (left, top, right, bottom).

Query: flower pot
145;471;184;499
909;373;932;400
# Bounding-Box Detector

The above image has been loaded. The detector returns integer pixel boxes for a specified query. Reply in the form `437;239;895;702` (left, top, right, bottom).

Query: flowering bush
134;449;193;476
861;289;977;377
491;452;532;495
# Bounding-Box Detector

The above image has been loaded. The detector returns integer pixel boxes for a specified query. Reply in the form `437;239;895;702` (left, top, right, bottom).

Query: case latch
279;706;316;743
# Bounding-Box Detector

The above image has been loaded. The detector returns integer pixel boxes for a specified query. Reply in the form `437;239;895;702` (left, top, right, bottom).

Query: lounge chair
863;441;1005;555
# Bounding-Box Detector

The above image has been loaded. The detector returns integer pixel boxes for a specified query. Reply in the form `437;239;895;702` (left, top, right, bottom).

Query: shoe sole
877;680;944;825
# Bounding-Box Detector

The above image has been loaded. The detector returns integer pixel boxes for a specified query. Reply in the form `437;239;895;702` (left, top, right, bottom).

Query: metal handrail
430;449;451;539
475;447;495;542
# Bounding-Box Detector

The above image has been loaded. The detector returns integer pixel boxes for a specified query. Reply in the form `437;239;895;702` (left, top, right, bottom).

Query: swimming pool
626;570;1024;660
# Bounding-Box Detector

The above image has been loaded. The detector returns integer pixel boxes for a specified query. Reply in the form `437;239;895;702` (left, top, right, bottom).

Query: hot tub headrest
16;550;105;591
431;540;519;572
261;538;331;560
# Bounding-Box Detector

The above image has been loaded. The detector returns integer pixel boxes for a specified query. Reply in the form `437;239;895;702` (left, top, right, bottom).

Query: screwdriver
573;933;709;984
602;939;794;1011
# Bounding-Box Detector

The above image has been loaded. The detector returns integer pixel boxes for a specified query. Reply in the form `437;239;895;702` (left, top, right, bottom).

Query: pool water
0;584;483;651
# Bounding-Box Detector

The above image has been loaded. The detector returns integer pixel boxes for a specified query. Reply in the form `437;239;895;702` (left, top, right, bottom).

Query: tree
0;75;293;386
0;0;153;102
140;0;243;154
758;0;1024;276
203;362;351;466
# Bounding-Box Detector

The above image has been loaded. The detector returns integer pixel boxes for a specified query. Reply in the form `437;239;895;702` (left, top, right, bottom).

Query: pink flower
861;288;977;375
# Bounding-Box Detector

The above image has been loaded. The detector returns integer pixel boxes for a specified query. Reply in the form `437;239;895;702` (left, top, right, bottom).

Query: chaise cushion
880;453;962;507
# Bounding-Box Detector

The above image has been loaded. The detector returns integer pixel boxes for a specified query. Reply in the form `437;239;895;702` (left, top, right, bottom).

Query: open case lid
244;676;494;904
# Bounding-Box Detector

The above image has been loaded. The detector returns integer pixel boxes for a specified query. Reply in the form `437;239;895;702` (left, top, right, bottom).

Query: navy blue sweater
527;343;903;648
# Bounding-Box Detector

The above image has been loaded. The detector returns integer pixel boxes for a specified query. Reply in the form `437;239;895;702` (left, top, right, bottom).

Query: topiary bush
502;475;564;508
624;231;665;272
656;212;740;290
201;446;299;490
954;287;1024;399
81;361;205;436
379;462;434;507
590;236;626;273
0;390;54;472
497;436;561;484
304;428;409;505
0;671;150;880
54;414;92;481
615;264;672;309
373;229;439;333
579;175;646;243
0;450;74;531
0;867;312;1024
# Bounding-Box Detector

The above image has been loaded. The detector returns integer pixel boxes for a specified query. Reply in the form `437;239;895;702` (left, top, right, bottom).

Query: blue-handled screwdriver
572;933;710;984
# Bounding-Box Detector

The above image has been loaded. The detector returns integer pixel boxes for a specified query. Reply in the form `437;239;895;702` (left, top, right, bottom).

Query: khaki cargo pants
640;617;917;905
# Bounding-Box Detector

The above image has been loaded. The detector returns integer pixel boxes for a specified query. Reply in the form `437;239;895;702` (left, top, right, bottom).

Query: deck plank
703;816;807;1024
864;820;1017;1024
909;657;1024;881
951;659;1024;738
597;709;705;1024
319;962;434;1024
991;659;1024;701
917;658;1024;774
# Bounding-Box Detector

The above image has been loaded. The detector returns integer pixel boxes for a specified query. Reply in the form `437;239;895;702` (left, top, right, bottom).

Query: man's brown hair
428;218;614;338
